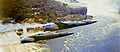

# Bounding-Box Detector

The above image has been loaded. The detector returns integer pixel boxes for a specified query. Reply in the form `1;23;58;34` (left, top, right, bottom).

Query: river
47;0;120;52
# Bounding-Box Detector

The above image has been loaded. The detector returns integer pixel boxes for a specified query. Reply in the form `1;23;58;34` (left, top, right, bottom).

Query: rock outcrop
62;14;85;21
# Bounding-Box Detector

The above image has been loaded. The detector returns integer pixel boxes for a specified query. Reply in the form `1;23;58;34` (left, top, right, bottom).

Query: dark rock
70;7;87;15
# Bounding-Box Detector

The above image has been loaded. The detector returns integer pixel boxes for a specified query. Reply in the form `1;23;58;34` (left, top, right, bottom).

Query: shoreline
0;15;94;52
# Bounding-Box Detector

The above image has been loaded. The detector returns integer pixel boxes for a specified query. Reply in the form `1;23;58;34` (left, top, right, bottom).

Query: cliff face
55;0;87;15
43;0;71;17
27;0;71;17
1;0;88;23
0;0;71;22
